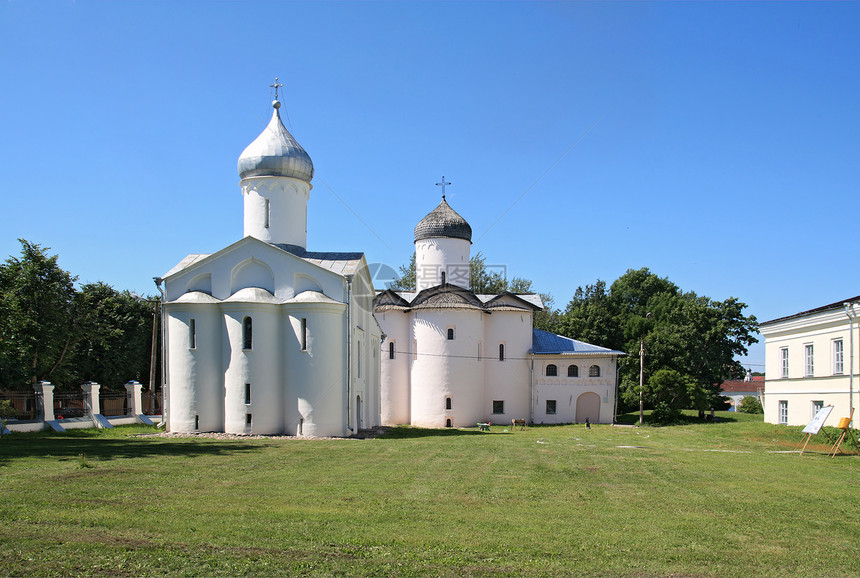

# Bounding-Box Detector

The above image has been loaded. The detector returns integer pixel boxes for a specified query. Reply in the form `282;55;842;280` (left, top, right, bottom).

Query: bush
650;402;682;425
738;396;763;414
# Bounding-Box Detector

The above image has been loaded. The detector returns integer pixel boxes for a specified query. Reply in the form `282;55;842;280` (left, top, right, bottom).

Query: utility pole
639;338;645;425
639;312;651;426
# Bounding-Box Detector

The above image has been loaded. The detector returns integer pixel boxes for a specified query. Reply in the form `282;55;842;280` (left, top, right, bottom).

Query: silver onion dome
237;100;314;182
414;197;472;243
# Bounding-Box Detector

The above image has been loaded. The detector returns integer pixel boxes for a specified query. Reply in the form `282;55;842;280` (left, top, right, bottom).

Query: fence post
36;381;55;421
125;380;143;416
81;381;101;417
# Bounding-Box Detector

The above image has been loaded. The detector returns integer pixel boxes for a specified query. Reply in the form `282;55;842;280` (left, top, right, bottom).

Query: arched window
189;318;196;349
357;341;361;378
445;397;452;410
568;365;578;377
499;343;505;361
441;271;446;285
389;341;395;360
546;364;557;377
300;318;308;351
589;364;600;377
242;317;252;350
447;328;455;340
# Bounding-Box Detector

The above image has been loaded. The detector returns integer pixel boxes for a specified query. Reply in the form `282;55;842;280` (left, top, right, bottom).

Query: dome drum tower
238;99;314;250
414;197;472;290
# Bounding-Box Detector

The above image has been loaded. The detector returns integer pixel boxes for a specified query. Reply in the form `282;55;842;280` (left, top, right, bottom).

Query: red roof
720;378;763;393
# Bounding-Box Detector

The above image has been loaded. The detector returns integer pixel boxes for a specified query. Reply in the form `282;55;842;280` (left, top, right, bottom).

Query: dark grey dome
414;197;472;242
237;101;314;182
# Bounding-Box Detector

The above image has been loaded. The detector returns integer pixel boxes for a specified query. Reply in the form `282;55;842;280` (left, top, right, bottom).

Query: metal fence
54;392;88;419
100;391;131;417
141;390;162;415
0;390;39;421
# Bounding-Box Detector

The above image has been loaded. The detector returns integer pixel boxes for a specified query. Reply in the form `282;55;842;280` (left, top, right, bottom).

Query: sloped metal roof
532;329;625;356
164;244;364;280
761;294;860;326
164;254;209;278
299;251;364;276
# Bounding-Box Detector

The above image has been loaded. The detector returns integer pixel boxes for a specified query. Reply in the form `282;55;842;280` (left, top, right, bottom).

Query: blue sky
2;1;859;370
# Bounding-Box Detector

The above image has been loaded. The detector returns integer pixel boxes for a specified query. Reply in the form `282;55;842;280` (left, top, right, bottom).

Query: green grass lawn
1;417;858;577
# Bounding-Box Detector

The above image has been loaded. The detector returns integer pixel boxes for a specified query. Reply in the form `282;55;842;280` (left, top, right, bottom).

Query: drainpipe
346;276;353;433
529;351;534;424
153;277;167;430
613;355;620;424
845;302;857;424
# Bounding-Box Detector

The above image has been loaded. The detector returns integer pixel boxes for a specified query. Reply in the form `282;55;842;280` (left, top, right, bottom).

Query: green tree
738;396;763;414
557;280;621;350
469;252;507;294
71;283;155;390
0;399;18;436
390;254;416;291
0;240;78;388
559;268;757;415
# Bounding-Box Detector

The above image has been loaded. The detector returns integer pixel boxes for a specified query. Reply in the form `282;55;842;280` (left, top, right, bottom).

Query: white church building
158;90;624;436
375;198;624;428
158;96;381;437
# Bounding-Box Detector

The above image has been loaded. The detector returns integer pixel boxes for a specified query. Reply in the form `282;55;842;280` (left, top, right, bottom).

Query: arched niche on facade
186;273;212;295
230;257;275;295
294;273;323;295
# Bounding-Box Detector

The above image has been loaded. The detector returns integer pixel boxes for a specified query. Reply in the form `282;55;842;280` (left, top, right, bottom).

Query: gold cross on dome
270;77;284;100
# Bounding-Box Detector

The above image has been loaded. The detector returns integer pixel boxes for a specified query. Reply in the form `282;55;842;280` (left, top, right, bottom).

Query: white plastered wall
241;177;311;249
379;311;411;425
532;356;617;424
221;302;281;435
762;310;860;428
483;310;532;423
410;309;485;427
284;300;347;437
415;238;471;290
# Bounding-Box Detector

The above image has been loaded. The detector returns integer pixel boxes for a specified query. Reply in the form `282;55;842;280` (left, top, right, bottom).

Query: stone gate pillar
81;381;101;416
125;380;143;416
36;381;55;421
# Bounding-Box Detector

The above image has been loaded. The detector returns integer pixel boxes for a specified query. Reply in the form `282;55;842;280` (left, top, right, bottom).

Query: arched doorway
575;392;600;424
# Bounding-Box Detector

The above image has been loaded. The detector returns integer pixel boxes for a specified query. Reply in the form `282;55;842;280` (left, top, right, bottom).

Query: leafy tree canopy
557;268;758;414
0;240;158;391
0;239;78;387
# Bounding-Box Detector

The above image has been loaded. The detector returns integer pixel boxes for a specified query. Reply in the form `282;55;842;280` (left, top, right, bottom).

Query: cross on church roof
435;176;452;199
270;77;284;101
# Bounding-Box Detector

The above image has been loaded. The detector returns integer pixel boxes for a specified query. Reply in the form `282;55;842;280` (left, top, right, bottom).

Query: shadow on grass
0;429;261;466
378;426;487;439
614;411;749;426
